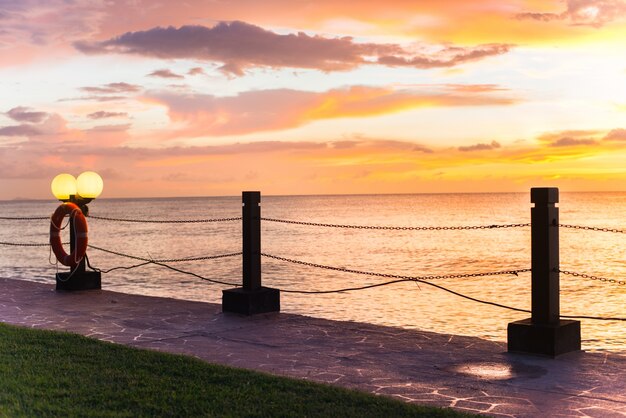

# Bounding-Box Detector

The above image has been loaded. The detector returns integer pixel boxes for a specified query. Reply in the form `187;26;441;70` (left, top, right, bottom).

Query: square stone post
507;188;580;356
222;191;280;315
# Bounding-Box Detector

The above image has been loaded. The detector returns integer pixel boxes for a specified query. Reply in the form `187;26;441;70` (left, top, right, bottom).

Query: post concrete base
222;287;280;315
507;318;581;357
56;271;102;291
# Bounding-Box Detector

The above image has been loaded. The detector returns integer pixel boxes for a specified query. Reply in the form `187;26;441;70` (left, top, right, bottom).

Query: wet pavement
1;278;625;417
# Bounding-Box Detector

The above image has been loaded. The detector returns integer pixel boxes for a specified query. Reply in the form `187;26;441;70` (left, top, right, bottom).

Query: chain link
87;244;241;263
0;216;50;220
560;224;624;234
261;217;530;231
261;253;530;281
89;215;241;224
560;269;625;286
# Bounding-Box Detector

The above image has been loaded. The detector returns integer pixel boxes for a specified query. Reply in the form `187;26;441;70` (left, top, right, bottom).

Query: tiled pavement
1;278;624;417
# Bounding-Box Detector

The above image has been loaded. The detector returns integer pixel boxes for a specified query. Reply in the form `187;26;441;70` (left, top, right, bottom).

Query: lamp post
50;171;103;290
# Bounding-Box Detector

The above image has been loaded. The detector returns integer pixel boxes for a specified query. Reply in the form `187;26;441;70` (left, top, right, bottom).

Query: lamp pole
51;172;103;291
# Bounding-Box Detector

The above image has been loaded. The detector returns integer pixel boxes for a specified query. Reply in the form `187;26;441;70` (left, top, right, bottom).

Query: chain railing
1;189;625;334
261;217;530;231
560;224;625;234
0;216;50;220
86;244;241;264
0;241;51;247
560;269;625;286
261;253;530;283
89;215;241;224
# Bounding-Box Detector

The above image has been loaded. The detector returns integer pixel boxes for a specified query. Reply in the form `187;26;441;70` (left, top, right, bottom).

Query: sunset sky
1;0;625;199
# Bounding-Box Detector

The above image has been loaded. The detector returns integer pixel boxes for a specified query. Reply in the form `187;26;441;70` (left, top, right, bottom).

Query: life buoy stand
50;202;88;268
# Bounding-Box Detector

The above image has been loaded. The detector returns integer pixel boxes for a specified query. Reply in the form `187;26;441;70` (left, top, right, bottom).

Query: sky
0;0;625;199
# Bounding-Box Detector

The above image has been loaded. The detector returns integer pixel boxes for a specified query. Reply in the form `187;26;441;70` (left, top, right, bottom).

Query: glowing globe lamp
51;173;77;201
77;171;104;199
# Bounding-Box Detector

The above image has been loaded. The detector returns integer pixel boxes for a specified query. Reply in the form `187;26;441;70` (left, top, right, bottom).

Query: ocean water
1;192;624;353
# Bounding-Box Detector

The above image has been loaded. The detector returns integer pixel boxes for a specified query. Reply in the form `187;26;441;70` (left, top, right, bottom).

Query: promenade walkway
1;278;624;417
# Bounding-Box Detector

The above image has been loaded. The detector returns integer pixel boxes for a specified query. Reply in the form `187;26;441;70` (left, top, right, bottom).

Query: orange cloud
147;84;517;137
1;127;625;199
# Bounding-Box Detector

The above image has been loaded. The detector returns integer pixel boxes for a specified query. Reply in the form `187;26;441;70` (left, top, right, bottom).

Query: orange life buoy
50;202;88;267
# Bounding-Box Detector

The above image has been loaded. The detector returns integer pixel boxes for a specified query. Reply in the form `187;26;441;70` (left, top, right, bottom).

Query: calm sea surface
1;193;624;353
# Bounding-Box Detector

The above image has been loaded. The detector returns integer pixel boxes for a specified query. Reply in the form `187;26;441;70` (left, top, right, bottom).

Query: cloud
377;44;511;69
80;82;142;94
604;128;626;141
458;140;501;152
187;67;205;75
0;0;107;48
330;139;433;153
147;84;517;137
74;21;512;75
57;82;144;103
6;106;49;123
87;124;132;132
87;111;128;119
0;124;41;137
0;111;68;138
549;136;598;147
517;0;626;27
148;69;185;79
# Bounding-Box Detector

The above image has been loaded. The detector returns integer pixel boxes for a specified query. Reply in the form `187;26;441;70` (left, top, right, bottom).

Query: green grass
0;323;474;417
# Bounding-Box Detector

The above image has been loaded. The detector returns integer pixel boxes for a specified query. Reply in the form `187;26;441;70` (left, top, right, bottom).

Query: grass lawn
0;323;475;417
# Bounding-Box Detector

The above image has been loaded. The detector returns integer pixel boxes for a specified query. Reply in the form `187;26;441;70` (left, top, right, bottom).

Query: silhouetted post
508;187;580;356
222;191;280;315
242;191;261;290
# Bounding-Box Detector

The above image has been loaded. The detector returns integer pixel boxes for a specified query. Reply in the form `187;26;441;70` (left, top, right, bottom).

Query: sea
1;192;624;353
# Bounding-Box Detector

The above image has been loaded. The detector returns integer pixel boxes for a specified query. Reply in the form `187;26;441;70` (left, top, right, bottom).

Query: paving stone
1;278;625;417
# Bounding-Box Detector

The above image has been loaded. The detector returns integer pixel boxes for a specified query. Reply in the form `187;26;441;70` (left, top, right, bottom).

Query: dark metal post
222;191;280;315
242;191;261;290
530;188;559;324
507;187;580;356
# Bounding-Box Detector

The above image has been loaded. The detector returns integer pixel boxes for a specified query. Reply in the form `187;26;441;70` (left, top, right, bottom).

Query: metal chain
0;241;50;247
89;215;241;224
87;244;241;263
261;253;530;281
560;269;625;286
0;216;50;220
560;224;624;234
261;217;530;231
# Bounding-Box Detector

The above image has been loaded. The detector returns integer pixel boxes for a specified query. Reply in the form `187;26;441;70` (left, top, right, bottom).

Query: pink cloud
517;0;626;27
148;69;185;79
604;128;626;141
87;124;132;132
80;82;142;94
0;110;68;138
0;124;42;136
87;111;128;119
56;82;144;103
0;0;107;47
550;136;598;147
75;21;512;75
6;106;48;123
378;44;511;69
187;67;205;76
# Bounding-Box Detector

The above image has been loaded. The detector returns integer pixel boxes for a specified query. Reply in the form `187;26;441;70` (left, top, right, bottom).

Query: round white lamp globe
51;174;77;201
76;171;104;199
